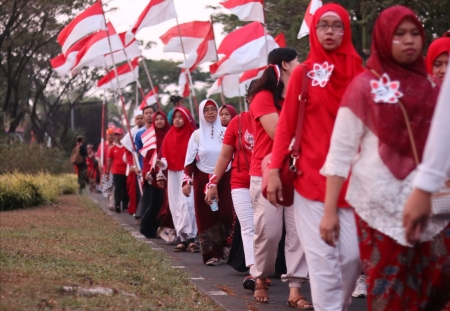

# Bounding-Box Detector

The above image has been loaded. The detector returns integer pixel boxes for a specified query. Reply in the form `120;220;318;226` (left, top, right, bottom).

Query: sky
105;0;226;65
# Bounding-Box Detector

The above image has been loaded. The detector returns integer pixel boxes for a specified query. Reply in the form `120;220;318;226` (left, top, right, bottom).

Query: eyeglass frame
203;107;218;114
315;23;345;32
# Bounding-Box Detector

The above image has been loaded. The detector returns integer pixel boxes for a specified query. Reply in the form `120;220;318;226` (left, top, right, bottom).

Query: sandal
287;296;313;310
254;279;269;303
187;242;200;253
205;258;221;266
174;242;187;252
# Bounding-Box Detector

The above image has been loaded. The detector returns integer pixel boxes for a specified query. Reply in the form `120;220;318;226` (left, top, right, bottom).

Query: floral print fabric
356;215;450;311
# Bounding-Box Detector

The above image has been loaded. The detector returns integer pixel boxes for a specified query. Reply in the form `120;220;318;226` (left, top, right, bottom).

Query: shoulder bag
261;64;309;207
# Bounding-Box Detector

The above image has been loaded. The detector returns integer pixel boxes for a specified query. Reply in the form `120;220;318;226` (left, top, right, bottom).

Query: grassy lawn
0;195;223;311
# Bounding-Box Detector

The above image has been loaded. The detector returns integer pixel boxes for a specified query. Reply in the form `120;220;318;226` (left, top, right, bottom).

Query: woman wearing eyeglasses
267;4;364;310
182;99;234;266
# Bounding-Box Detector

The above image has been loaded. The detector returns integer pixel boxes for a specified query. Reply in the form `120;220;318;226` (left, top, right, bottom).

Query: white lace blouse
321;107;449;247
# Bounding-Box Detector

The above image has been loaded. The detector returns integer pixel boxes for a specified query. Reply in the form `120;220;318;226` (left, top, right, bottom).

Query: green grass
0;195;223;311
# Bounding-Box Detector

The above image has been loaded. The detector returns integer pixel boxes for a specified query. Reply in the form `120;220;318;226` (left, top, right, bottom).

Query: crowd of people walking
72;4;450;310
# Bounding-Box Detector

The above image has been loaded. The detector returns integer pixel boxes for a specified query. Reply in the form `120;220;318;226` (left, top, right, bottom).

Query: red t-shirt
223;112;254;189
108;145;127;175
269;65;349;207
96;142;113;169
249;90;282;176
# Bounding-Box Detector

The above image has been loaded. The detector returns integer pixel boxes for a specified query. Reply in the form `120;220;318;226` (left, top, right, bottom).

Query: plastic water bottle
210;196;219;212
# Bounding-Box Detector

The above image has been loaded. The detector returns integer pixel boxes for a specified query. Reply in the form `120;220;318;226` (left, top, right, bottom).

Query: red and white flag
239;66;266;90
178;69;190;97
97;58;139;90
57;1;106;54
104;32;141;67
207;74;245;98
274;32;287;48
297;0;323;39
51;33;95;76
220;0;264;23
160;21;213;54
71;22;124;75
139;126;157;159
178;23;216;72
210;56;243;78
126;0;177;45
217;21;278;71
139;87;159;109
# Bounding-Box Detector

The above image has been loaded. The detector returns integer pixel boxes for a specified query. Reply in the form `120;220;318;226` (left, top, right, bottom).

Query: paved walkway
89;192;368;311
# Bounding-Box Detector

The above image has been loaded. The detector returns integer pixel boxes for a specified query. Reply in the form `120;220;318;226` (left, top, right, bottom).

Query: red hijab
219;104;237;126
305;3;364;117
152;111;170;156
425;37;450;77
341;6;440;180
162;106;196;170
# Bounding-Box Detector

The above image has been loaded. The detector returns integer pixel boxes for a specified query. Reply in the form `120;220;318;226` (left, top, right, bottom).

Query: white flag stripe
178;40;216;70
97;66;139;90
163;37;205;54
104;41;141;67
71;33;124;75
224;2;264;23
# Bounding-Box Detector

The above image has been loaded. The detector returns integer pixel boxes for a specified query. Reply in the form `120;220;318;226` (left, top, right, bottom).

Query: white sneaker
352;274;367;298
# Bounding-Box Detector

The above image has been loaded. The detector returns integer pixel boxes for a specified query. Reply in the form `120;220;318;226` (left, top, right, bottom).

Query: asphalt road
89;192;368;311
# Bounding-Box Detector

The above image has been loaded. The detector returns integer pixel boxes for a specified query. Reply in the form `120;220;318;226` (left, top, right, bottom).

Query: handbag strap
291;64;309;158
236;114;250;172
370;70;420;166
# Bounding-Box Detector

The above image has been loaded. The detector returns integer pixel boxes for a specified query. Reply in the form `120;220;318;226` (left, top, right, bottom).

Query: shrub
0;173;78;211
0;141;73;175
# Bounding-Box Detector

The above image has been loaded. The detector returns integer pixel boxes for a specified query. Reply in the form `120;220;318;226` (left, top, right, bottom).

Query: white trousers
250;176;308;286
293;191;361;311
231;188;255;267
167;170;197;241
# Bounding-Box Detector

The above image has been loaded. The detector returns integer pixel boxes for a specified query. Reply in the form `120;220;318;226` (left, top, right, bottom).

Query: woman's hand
182;184;191;197
157;180;165;188
319;208;340;247
403;188;432;244
145;172;152;182
155;160;164;168
267;169;283;207
205;186;219;205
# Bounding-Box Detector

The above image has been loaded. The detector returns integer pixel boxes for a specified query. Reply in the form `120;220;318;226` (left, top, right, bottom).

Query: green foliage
0;139;73;175
0;173;78;211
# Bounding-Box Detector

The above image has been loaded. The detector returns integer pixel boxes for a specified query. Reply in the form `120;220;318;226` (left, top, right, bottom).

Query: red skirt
193;166;234;263
356;215;450;311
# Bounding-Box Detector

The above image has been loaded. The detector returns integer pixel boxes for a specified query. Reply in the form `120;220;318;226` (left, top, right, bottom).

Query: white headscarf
184;99;228;174
198;99;224;148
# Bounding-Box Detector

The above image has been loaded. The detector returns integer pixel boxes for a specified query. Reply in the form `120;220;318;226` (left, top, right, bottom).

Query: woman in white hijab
182;99;235;266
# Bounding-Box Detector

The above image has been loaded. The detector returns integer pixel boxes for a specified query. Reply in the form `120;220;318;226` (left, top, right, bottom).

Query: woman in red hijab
158;107;199;253
425;37;450;84
219;104;237;127
139;111;171;238
320;6;450;310
267;3;364;310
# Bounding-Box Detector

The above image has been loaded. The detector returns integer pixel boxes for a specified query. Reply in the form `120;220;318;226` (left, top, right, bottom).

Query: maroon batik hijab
340;5;440;180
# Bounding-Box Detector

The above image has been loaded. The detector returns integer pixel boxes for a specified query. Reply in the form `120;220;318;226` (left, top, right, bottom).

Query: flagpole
100;91;106;169
210;17;226;105
121;48;162;111
141;58;163;111
135;80;138;109
262;3;269;64
176;17;198;119
237;78;243;113
100;2;143;195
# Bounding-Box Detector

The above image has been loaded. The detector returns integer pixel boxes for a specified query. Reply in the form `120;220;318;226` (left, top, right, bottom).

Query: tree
0;0;98;144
